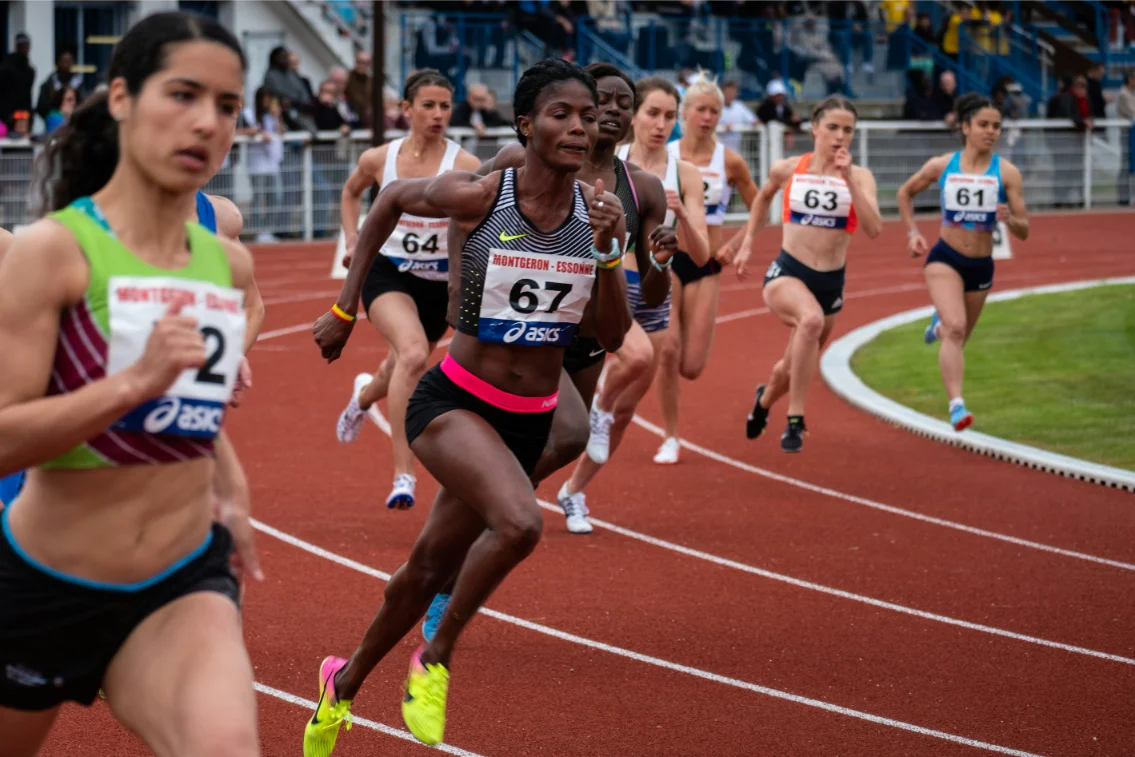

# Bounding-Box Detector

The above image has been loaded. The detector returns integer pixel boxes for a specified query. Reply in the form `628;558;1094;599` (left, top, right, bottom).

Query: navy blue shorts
763;250;846;316
625;269;671;333
926;239;994;292
671;250;722;286
0;518;239;710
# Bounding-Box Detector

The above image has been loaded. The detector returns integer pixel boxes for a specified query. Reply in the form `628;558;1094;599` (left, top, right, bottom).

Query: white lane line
365;408;1133;665
262;290;343;306
369;410;1133;666
249;518;1046;757
629;414;1135;573
532;499;1135;665
253;682;487;756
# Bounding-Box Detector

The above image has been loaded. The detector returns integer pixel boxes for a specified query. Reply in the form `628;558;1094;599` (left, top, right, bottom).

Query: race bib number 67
106;276;246;438
477;249;594;347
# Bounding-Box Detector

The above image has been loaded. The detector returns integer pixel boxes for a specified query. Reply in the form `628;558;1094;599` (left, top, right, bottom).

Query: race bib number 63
106;276;246;438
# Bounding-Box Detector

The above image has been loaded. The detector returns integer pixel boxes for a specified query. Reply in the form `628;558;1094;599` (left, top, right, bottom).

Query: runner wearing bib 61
0;13;262;755
897;93;1029;431
307;58;630;752
735;96;882;452
334;69;480;510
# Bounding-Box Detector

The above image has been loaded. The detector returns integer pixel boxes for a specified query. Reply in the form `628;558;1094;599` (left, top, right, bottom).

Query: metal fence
1;119;1130;238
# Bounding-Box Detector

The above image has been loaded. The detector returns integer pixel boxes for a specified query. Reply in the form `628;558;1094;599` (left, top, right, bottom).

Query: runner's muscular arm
896;154;949;236
208;196;263;351
631;171;674;308
0;223;149;474
585;183;632;352
675;159;710;266
717;149;760;261
846;165;883;239
998;160;1029;240
476;142;526;176
336;171;495;319
340;146;387;253
734;157;795;279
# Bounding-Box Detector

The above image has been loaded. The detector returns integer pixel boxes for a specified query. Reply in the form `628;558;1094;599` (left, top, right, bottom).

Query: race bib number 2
477;249;594;347
106;276;246;438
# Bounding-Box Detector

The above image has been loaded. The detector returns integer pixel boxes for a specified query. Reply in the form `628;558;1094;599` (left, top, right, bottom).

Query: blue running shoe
924;312;941;344
949;403;973;431
422;593;450;642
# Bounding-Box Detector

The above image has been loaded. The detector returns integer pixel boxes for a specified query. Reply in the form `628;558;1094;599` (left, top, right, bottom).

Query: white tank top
379;137;461;281
617;144;680;228
668;140;730;226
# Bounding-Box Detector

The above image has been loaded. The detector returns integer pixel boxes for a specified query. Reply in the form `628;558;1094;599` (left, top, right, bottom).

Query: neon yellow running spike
303;656;353;757
402;645;450;745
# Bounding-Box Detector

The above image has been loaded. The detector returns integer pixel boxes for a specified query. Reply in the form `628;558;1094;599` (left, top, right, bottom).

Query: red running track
43;212;1135;757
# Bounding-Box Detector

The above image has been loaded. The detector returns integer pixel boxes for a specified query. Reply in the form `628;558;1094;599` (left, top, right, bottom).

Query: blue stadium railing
396;10;1087;109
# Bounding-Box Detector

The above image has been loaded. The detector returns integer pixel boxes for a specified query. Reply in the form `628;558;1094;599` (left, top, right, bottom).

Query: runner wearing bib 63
734;96;883;453
334;68;480;512
898;93;1029;431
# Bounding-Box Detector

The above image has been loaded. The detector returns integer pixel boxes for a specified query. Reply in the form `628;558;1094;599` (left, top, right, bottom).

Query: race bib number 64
106;276;246;438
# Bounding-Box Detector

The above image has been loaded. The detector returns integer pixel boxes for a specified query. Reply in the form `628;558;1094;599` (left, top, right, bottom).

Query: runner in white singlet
333;69;480;510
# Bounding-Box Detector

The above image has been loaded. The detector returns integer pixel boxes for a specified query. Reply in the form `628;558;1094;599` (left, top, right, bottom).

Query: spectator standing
934;70;958;125
718;79;757;153
43;86;78;134
244;88;286;242
902;69;943;120
1116;70;1135;205
450;82;508;136
34;49;85;124
0;33;35;129
263;46;314;130
756;78;802;129
1087;62;1108;120
345;51;373;127
1047;75;1092;207
382;84;410;132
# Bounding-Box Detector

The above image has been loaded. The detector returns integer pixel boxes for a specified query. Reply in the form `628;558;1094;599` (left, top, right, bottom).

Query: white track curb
820;276;1135;493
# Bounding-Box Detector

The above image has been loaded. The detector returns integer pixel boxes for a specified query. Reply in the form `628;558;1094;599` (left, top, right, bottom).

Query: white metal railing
0;119;1130;239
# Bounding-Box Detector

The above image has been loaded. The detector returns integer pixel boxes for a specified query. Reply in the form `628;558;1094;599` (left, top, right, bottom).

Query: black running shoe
746;385;769;439
781;416;806;453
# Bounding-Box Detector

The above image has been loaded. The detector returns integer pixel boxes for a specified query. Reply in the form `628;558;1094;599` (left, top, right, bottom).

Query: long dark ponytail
32;11;245;216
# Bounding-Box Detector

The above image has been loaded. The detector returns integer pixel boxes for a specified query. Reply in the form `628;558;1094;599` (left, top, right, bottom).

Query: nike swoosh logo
589;349;606;357
499;231;528;242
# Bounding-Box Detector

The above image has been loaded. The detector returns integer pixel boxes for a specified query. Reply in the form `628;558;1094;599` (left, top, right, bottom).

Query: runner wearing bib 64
0;13;262;756
334;69;480;511
735;96;882;452
653;71;759;465
308;58;630;752
897;93;1029;431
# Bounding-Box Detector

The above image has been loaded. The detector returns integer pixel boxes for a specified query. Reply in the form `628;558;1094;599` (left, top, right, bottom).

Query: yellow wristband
331;303;356;323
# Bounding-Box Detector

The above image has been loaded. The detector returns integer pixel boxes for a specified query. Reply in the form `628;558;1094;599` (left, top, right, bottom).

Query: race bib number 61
107;276;246;438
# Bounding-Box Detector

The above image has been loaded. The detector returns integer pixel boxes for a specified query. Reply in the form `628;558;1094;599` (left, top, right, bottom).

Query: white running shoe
386;473;417;509
556;482;592;534
653;436;680;465
336;373;373;443
586;398;616;465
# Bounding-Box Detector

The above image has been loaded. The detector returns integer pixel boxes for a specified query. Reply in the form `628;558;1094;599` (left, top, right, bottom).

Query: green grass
851;284;1135;471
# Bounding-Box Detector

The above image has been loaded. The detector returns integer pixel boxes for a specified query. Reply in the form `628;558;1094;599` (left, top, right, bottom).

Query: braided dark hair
32;11;245;216
512;58;598;147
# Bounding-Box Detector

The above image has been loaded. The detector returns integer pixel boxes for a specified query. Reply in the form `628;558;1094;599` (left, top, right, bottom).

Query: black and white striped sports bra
458;168;596;348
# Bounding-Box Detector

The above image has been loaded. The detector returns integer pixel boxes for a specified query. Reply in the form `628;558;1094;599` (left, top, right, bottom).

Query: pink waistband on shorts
440;354;558;414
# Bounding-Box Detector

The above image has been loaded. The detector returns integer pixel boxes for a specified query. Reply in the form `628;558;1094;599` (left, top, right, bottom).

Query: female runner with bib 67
897;93;1029;431
735;96;882;452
